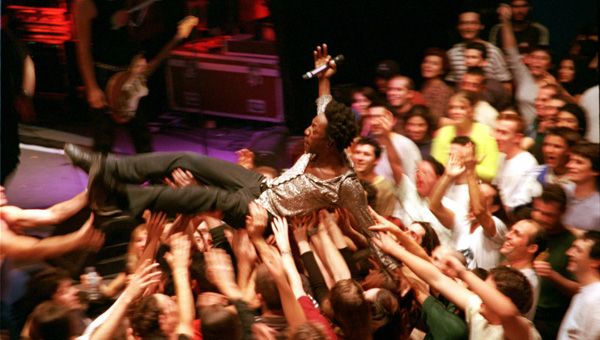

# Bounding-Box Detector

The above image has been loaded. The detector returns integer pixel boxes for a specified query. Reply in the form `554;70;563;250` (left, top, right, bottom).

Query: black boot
88;155;124;217
64;143;95;172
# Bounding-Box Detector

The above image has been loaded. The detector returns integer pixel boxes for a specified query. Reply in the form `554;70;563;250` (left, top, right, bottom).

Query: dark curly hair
324;99;359;152
129;295;164;338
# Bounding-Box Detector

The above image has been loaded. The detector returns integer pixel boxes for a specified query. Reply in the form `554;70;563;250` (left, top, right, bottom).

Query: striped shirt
446;41;512;83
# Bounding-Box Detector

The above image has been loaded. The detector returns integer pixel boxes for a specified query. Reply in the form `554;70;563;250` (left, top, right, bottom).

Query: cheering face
493;119;520;153
457;12;483;41
542;135;568;169
421;55;444;79
386;78;411;107
405;115;429;143
352;92;371;116
566;153;598;184
351;144;378;175
555;111;579;131
511;0;531;21
558;59;576;83
464;49;485;68
525;50;552;77
566;238;598;275
415;161;438;198
500;220;536;259
447;97;474;124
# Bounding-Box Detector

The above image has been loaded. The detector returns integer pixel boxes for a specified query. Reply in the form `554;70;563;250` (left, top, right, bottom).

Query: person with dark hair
489;0;549;53
392;155;454;247
498;4;556;132
457;66;499;128
350;137;397;216
557;231;600;339
446;10;512;89
351;86;378;121
28;301;79;340
329;279;372;340
462;41;511;111
430;140;508;269
420;48;453;123
556;56;590;98
520;127;580;197
373;60;400;97
361;105;422;184
65;44;398;270
530;184;579;340
500;219;547;320
372;231;541;340
563;141;600;231
404;105;436;158
556;103;588;138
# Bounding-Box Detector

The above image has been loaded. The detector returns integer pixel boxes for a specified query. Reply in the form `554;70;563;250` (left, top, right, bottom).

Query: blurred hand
533;260;555;278
165;168;198;188
76;214;105;250
445;153;466;179
86;85;107;109
164;232;191;270
122;260;162;300
271;216;291;253
236;148;255;170
232;229;258;266
497;3;512;22
247;202;268;240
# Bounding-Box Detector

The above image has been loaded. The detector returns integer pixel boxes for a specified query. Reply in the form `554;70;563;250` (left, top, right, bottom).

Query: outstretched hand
76;214;105;251
122;260;162;301
445;153;466;179
271;216;291;253
247;202;268;240
497;3;512;22
164;232;191;270
313;43;337;79
165;168;198;188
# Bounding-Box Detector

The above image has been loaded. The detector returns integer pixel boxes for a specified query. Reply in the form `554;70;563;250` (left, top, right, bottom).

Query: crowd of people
1;0;599;339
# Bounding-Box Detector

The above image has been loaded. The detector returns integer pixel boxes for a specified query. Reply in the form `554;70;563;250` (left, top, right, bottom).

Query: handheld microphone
302;54;345;80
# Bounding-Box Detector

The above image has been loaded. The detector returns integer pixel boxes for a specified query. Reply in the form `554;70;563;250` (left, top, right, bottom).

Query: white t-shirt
495;151;539;209
445;183;470;212
520;268;540;321
393;174;454;247
375;132;422;183
453;214;507;270
557;281;600;340
474;100;499;129
466;295;541;340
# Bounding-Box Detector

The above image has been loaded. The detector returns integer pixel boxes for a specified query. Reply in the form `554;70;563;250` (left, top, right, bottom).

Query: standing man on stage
73;0;152;153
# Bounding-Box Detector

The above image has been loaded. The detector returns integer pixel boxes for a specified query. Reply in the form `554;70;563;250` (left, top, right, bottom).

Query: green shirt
537;229;577;309
422;296;468;340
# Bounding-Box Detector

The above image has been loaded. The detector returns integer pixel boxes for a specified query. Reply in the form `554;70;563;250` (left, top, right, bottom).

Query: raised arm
137;212;168;269
0;214;104;260
374;113;405;185
429;154;464;229
448;257;531;340
261;246;307;329
314;43;337;98
498;4;517;50
371;231;474;311
1;190;88;228
312;210;351;282
464;144;496;237
164;233;195;338
88;261;161;340
271;216;306;298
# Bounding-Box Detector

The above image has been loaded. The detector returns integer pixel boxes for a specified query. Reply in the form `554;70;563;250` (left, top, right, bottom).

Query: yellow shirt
431;123;499;181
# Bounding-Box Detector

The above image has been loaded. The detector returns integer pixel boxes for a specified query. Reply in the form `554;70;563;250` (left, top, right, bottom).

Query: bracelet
280;250;292;255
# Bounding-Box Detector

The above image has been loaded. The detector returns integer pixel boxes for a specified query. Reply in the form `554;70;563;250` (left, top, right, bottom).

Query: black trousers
107;152;265;227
